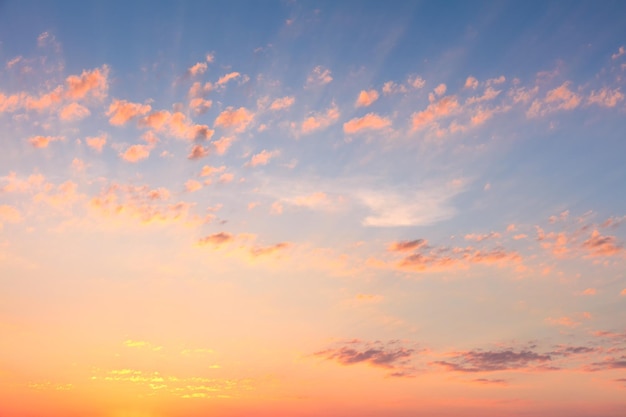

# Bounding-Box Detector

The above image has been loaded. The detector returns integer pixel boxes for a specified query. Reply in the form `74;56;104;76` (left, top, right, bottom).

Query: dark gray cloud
433;349;552;372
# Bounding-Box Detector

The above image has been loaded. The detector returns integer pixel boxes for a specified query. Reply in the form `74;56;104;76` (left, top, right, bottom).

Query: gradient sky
1;1;626;416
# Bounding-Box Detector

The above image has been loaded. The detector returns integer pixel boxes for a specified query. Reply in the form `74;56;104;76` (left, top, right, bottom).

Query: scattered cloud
246;149;279;167
433;348;552;372
216;71;241;87
464;76;479;89
214;107;254;132
355;89;379;108
59;102;90;121
28;135;64;148
187;62;208;77
300;103;340;134
121;144;151;163
587;87;624;108
270;96;295;111
411;96;459;131
612;46;625;60
107;99;152;126
343;113;391;134
306;65;333;87
85;134;107;152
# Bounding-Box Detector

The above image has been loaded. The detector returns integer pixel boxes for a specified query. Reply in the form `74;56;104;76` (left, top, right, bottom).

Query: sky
1;1;626;416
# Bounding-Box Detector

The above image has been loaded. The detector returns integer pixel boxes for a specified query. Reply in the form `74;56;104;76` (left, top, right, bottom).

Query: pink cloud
187;62;207;77
86;134;107;152
355;89;379;108
411;96;459;131
464;232;501;242
301;103;340;134
212;136;234;155
216;71;240;86
306;65;333;87
527;82;581;118
270;96;295;111
343;113;391;134
246;149;279;167
65;65;109;100
612;46;625;60
0;204;22;225
218;173;234;183
621;289;626;296
188;81;213;99
214;107;253;132
388;239;427;252
581;288;597;296
121;144;151;163
250;242;290;257
382;81;407;95
545;316;580;328
107;99;152;125
270;201;283;215
466;87;501;105
409;75;425;89
582;230;623;257
200;165;226;177
140;110;214;140
28;135;64;148
197;232;234;247
187;145;210;160
24;87;64;111
185;179;203;193
59;102;90;121
464;76;479;89
189;98;213;115
434;83;447;96
587;88;624;108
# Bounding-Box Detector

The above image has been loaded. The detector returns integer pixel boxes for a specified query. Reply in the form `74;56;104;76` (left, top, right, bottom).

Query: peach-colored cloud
545;316;579;328
0;204;22;225
197;232;234;247
411;96;459;131
355;89;379;108
1;172;46;193
549;210;570;223
246;149;279;167
270;201;283;215
71;158;86;172
218;173;234;183
587;88;624;108
189;98;213;115
185;179;203;193
388;239;427;252
107;99;152;125
343;113;391;134
121;144;151;163
513;234;528;240
612;46;625;60
188;62;207;77
216;72;240;86
24;86;64;111
464;232;501;242
434;83;447;96
510;85;539;104
86;134;107;152
527;82;581;118
28;135;64;148
536;227;570;257
306;65;333;87
486;75;506;86
466;87;501;105
464;76;479;89
0;92;25;112
188;81;213;99
6;55;23;69
214;107;253;132
59;102;90;121
581;288;597;296
621;289;626;296
291;192;329;209
270;96;295;111
187;145;210;160
250;242;290;257
382;81;407;95
582;230;623;257
212;136;234;155
140;110;214;140
200;165;226;177
65;65;109;100
301;103;340;134
409;75;425;89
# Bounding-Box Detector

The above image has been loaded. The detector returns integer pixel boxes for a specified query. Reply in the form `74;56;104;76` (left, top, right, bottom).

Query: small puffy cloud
549;210;569;223
434;83;447;96
141;111;214;141
582;230;623;257
612;46;625;60
270;201;283;215
355;89;379;108
200;165;226;177
121;144;151;163
411;96;459;131
382;81;407;95
409;75;425;89
188;81;213;99
65;65;109;100
486;75;506;86
527;82;581;118
6;55;23;69
581;288;597;296
86;134;107;152
587;88;624;108
107;99;152;126
187;144;210;160
189;98;213;115
212;136;234;155
246;149;279;167
343;113;391;134
28;135;64;148
388;239;427;252
216;72;240;87
185;179;203;192
545;316;580;327
218;173;234;183
464;232;501;242
465;76;479;89
187;62;207;77
197;232;234;247
306;65;333;87
71;158;86;172
270;96;295;111
214;107;253;132
249;242;290;257
301;103;340;134
59;102;90;121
